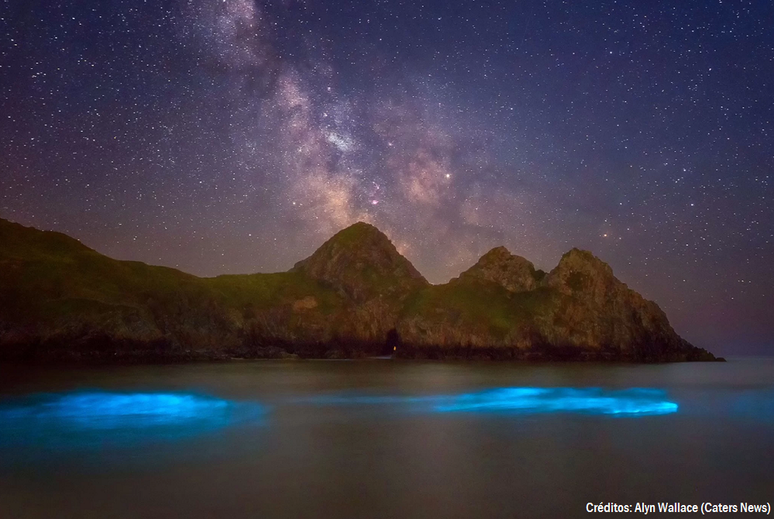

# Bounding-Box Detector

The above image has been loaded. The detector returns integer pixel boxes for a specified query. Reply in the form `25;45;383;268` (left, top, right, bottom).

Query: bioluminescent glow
301;387;678;416
1;392;231;428
0;386;676;455
0;391;265;449
434;388;678;416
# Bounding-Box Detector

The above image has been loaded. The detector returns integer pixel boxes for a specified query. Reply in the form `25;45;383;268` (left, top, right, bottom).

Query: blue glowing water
1;392;231;427
1;361;772;519
301;387;678;416
0;391;265;449
434;387;678;415
0;386;674;452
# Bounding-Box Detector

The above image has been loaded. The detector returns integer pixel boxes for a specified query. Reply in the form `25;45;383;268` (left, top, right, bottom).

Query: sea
0;358;772;518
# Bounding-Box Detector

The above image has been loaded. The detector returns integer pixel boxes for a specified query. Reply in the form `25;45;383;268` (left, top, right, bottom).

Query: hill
0;218;720;362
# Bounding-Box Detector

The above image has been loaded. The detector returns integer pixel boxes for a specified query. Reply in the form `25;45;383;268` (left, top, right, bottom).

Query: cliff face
536;249;705;360
0;217;720;362
284;222;428;347
456;246;543;293
395;246;716;361
292;222;428;302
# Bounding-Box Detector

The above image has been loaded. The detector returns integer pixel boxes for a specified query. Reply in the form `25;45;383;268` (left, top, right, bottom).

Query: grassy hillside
0;218;720;362
400;280;556;341
0;219;346;360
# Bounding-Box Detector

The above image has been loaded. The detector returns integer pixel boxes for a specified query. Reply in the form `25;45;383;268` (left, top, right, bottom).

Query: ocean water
0;358;772;518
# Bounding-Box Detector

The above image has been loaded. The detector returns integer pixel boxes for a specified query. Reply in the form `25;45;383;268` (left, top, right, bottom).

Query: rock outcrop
0;217;721;362
456;246;544;293
536;248;707;360
292;222;428;301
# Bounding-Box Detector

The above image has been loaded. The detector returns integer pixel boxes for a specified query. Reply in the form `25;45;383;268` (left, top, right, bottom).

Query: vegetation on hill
0;218;720;362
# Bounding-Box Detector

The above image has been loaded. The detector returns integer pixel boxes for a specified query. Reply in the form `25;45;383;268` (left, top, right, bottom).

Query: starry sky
1;0;772;355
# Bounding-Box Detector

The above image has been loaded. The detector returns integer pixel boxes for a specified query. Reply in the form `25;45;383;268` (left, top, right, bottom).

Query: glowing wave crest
302;387;678;416
434;388;678;415
0;391;265;448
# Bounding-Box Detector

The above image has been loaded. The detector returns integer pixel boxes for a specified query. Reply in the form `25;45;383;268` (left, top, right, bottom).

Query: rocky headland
0;218;721;362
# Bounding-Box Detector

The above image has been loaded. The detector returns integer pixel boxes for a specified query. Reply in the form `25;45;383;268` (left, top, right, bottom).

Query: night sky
1;0;772;355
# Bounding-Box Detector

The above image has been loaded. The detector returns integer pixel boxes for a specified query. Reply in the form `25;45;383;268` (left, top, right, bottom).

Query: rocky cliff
457;246;544;293
292;222;428;301
0;217;720;362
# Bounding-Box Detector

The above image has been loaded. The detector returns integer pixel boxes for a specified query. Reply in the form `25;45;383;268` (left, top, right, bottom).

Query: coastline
0;339;725;365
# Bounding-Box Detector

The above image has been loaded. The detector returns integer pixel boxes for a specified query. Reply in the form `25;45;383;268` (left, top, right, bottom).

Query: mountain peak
325;221;389;246
560;248;611;268
457;245;542;293
480;246;513;260
554;248;614;276
292;222;428;300
547;248;619;300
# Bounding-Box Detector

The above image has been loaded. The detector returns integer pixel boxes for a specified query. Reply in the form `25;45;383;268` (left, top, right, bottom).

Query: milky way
0;0;772;354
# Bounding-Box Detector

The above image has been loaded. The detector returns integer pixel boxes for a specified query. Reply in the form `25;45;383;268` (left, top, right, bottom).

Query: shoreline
0;344;725;365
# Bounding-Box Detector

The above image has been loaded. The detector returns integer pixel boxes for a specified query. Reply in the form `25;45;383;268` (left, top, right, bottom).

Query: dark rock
456;246;541;293
292;222;428;302
0;217;721;363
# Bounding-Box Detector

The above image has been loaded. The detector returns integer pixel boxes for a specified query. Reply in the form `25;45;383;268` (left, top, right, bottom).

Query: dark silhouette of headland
0;218;721;362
